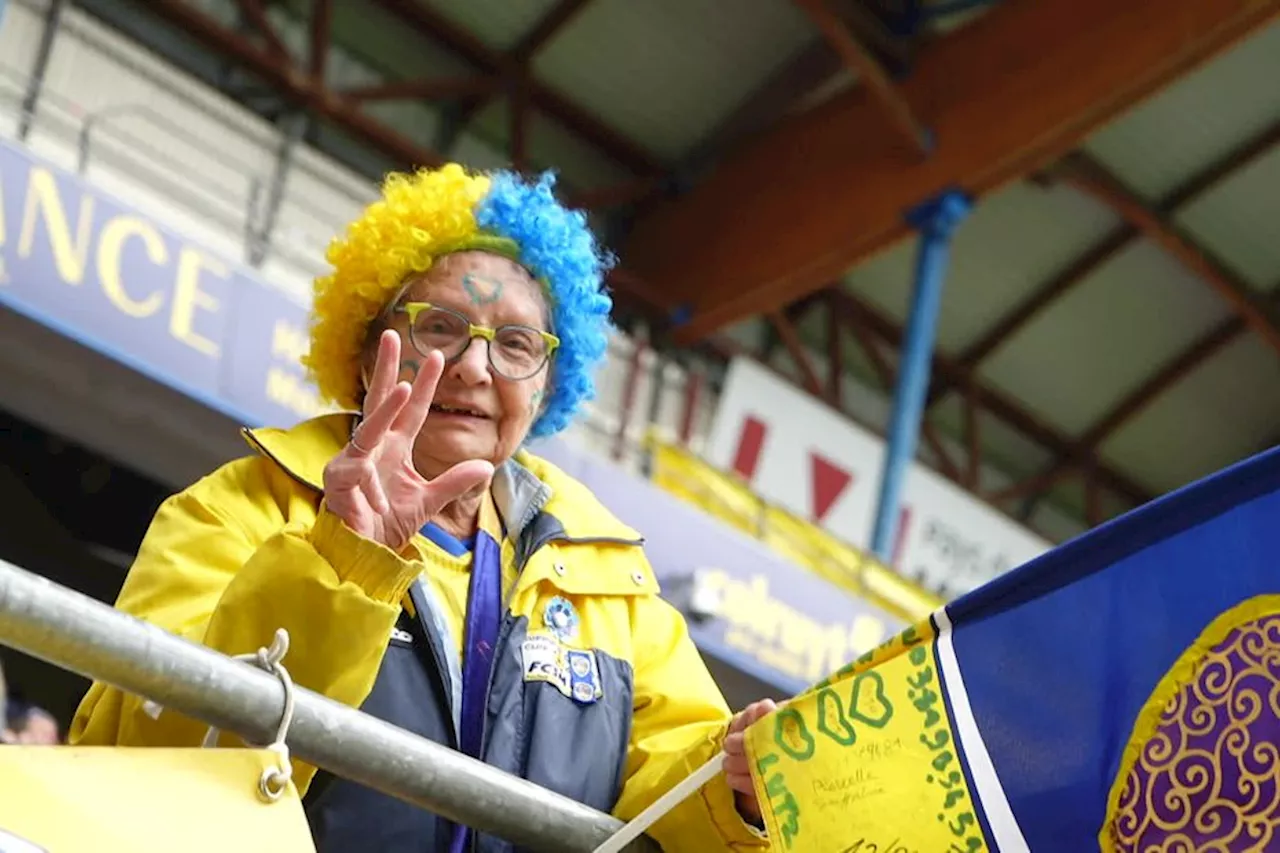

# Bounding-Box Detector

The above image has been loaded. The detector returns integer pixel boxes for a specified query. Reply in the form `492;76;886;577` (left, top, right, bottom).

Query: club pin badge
543;596;579;642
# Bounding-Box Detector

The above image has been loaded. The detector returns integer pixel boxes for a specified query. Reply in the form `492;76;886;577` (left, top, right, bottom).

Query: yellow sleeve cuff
695;729;771;850
698;774;771;849
309;505;422;605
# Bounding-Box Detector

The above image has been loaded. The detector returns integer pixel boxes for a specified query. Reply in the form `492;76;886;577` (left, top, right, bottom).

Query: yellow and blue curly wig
302;163;614;439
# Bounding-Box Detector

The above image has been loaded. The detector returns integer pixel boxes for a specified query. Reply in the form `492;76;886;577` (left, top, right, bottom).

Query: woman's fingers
367;330;402;413
364;330;401;414
358;465;392;516
393;349;445;439
422;459;494;516
351;381;411;458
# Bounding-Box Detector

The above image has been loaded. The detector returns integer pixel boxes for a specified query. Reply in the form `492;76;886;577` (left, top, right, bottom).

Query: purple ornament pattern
1106;610;1280;852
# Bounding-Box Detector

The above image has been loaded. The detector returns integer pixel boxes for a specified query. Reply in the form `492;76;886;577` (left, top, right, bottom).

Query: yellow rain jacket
71;413;766;852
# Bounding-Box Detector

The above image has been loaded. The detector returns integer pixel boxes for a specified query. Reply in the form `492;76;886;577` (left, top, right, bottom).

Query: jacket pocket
484;618;634;815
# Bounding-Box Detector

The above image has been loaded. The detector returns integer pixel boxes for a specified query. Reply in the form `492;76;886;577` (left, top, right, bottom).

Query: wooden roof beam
509;0;593;63
792;0;931;157
767;309;825;396
337;76;499;103
624;0;1280;342
234;0;288;61
307;0;332;83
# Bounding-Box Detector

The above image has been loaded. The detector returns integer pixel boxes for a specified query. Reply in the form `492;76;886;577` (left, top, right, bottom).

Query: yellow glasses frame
395;301;560;379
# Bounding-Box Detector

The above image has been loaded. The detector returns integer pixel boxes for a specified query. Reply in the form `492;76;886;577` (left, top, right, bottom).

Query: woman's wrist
310;504;420;604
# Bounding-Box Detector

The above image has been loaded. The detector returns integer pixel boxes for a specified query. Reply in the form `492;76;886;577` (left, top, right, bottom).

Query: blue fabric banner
946;442;1280;851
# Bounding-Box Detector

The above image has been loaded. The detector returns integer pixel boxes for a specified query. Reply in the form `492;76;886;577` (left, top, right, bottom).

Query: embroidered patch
543;596;579;642
520;633;604;705
521;633;571;696
566;649;603;705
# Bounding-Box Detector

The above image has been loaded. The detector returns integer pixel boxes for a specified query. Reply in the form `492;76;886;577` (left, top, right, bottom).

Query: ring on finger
349;434;373;455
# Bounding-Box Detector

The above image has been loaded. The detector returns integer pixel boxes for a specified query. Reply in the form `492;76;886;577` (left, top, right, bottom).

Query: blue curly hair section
476;170;616;439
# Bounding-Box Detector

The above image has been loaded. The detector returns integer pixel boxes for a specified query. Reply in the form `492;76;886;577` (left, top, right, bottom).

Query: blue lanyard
422;524;501;853
458;530;502;759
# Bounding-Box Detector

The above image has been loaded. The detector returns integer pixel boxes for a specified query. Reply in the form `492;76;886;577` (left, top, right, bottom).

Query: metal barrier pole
75;112;95;174
249;110;309;267
16;0;63;142
0;559;655;853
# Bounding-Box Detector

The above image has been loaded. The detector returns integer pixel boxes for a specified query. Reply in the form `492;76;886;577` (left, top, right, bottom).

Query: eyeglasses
394;302;560;381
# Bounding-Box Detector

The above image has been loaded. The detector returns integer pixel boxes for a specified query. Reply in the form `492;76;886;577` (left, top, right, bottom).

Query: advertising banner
0;138;329;430
533;437;903;694
706;358;1051;593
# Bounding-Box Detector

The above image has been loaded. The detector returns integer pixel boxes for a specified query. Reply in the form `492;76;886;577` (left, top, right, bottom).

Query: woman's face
375;251;551;476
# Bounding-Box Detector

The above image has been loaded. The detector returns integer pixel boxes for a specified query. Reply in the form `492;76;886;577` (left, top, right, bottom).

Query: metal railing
0;559;655;852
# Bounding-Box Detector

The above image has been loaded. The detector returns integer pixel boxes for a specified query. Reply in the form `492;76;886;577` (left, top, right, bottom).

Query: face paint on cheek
400;358;421;379
462;272;504;307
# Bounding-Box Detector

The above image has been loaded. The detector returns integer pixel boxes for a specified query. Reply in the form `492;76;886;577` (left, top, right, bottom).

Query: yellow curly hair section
302;163;493;410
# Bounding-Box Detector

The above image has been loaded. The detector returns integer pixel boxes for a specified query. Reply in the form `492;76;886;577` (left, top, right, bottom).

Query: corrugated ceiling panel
328;2;474;82
422;0;560;52
979;240;1234;435
1175;145;1280;292
1100;334;1280;492
1084;21;1280;203
534;0;815;160
526;111;636;191
841;181;1122;354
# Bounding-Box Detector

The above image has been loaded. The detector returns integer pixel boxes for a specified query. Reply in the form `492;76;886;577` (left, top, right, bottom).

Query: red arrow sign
810;452;853;523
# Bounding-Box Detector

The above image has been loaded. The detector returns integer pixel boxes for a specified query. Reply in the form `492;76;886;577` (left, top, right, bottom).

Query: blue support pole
869;187;972;562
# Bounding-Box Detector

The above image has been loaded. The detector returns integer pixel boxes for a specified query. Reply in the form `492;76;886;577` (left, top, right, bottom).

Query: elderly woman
71;165;775;852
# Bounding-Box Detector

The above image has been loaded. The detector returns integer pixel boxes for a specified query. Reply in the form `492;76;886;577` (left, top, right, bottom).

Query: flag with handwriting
747;445;1280;852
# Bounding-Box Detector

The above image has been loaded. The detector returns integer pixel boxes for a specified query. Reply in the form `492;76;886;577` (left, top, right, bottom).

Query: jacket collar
241;414;640;544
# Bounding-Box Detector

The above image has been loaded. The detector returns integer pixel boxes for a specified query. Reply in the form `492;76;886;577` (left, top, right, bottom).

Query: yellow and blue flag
747;445;1280;852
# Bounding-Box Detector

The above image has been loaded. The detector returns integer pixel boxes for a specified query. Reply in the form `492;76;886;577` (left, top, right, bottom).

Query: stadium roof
72;0;1280;537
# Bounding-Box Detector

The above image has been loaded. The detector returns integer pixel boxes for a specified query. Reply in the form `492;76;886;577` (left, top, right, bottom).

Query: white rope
143;628;297;803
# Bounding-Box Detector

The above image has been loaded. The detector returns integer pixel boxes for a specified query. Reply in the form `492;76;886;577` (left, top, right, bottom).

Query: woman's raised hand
322;330;494;552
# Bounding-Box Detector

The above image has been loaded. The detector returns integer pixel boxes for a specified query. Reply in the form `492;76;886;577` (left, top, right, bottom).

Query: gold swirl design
1102;597;1280;852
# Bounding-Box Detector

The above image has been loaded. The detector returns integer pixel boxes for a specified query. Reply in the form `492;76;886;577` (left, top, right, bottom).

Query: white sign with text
706;358;1051;593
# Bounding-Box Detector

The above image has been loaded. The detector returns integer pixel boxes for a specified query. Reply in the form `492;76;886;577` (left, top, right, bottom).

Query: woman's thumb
423;460;495;515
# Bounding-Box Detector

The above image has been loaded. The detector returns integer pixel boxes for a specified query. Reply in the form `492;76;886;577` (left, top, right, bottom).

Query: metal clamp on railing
0;559;656;852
